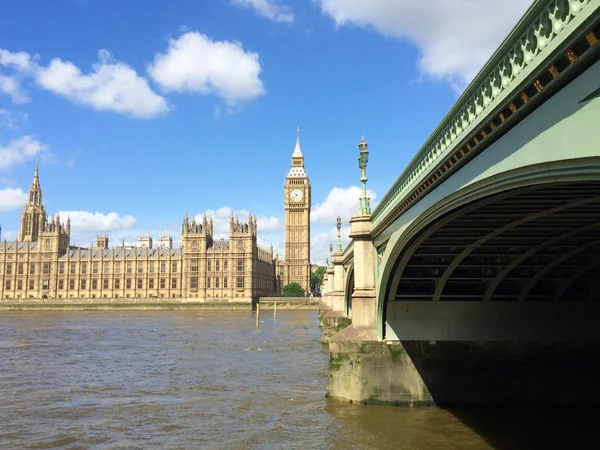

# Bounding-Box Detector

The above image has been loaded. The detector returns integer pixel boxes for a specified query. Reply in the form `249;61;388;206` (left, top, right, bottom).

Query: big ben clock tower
284;127;311;293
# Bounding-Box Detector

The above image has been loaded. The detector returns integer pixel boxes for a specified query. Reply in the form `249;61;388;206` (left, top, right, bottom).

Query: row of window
4;276;247;291
3;261;180;275
4;262;51;275
206;260;230;272
3;259;251;275
5;278;178;290
189;276;244;289
5;279;49;290
191;259;244;273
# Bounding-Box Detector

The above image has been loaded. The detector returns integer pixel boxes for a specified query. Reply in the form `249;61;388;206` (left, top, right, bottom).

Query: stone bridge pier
320;224;352;343
325;212;420;405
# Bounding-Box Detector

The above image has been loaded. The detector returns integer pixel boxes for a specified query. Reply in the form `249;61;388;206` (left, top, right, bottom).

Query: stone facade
0;164;278;302
282;129;311;293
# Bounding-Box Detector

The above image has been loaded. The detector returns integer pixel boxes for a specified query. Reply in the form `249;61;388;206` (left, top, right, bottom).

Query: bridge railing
370;0;600;234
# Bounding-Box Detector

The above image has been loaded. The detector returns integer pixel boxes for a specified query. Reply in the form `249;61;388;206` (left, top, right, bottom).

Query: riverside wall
0;297;319;311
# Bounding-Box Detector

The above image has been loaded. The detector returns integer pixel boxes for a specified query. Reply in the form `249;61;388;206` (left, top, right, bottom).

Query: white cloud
311;185;377;226
58;211;137;233
230;0;294;23
0;74;29;103
0;49;35;103
309;185;380;264
0;135;50;171
57;212;139;249
0;48;168;118
310;225;352;265
148;32;266;105
0;108;28;130
317;0;532;89
256;215;283;233
0;49;36;72
36;50;169;119
0;186;28;212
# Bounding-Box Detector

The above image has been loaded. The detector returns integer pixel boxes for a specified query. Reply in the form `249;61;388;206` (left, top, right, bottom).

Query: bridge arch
377;157;600;340
344;264;354;318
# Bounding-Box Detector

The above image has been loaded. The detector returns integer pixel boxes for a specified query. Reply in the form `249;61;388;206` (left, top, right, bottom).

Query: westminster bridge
320;0;600;405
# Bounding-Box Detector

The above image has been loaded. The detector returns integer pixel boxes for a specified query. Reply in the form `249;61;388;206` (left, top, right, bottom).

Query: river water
0;310;595;449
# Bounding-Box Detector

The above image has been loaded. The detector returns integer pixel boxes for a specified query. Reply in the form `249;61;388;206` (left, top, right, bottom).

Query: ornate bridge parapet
371;0;600;238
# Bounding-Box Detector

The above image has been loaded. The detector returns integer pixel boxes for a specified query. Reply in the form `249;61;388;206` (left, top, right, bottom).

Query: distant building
0;164;278;302
0;131;312;300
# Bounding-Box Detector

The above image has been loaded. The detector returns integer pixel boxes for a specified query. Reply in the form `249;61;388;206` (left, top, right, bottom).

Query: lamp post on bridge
336;216;343;253
344;134;377;330
358;136;371;215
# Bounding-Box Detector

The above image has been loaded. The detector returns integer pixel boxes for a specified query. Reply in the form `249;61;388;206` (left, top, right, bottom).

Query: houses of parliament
0;132;312;301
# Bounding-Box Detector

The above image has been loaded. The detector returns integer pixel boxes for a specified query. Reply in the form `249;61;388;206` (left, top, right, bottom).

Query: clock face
290;189;304;202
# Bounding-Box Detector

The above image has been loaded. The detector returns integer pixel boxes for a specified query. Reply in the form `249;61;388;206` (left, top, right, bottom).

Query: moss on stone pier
321;314;352;344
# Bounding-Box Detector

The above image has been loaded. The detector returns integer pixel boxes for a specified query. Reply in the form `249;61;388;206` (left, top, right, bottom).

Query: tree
311;266;327;293
283;282;305;297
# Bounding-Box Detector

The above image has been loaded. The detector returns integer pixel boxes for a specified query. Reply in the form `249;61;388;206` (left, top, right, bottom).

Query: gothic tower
284;128;311;293
18;162;47;242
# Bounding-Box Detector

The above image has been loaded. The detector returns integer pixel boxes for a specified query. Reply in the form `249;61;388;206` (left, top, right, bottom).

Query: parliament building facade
0;133;312;301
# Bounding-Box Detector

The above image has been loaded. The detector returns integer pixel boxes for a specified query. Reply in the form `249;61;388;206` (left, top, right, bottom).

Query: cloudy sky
0;0;532;263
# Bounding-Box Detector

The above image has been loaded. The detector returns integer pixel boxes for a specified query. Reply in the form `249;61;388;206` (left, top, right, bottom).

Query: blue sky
0;0;532;263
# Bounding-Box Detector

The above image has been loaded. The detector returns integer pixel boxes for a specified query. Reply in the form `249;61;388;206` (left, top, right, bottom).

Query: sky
0;0;533;264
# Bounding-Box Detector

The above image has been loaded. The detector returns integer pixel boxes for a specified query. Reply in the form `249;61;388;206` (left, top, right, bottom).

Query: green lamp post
358;136;371;215
336;216;343;253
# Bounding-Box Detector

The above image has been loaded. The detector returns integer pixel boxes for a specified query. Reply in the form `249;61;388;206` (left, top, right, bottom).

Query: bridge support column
318;272;333;328
346;214;376;328
322;252;351;344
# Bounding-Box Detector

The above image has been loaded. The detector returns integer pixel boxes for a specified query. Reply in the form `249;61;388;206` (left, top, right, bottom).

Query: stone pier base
321;311;351;344
318;305;332;328
327;333;600;405
326;326;433;406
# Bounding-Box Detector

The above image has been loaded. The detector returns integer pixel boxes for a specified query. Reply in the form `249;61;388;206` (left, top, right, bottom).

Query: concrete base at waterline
318;305;332;327
327;334;600;406
326;326;433;406
321;310;351;344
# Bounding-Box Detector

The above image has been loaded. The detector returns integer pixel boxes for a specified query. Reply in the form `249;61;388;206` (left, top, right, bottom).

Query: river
0;310;595;449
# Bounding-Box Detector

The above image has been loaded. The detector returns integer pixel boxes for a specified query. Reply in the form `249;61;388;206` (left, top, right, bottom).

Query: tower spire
292;126;303;158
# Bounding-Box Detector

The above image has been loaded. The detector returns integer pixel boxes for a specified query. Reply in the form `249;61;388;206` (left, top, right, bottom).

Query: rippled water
0;311;595;449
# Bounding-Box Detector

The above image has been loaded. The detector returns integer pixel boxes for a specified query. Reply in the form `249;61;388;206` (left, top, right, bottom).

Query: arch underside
345;266;354;317
392;181;600;304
